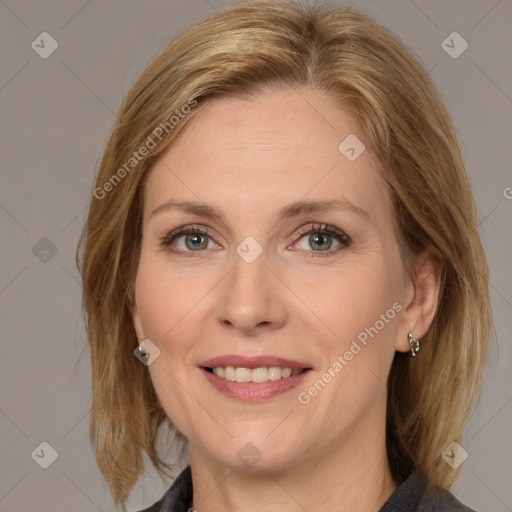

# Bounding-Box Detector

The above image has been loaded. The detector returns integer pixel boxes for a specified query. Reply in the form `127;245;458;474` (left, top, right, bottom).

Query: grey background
0;0;511;510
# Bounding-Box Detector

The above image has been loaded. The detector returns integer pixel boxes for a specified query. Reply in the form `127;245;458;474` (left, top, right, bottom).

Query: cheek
133;254;210;432
134;252;212;344
298;256;402;351
296;261;401;419
306;269;402;421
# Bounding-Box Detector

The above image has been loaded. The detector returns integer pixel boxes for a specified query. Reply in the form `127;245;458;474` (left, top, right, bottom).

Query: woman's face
131;88;415;472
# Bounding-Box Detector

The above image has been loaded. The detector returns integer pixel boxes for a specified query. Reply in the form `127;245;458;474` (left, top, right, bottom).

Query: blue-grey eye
307;232;333;251
181;233;210;251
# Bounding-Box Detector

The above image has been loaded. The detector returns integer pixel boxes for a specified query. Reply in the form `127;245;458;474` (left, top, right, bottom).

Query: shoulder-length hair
77;0;493;507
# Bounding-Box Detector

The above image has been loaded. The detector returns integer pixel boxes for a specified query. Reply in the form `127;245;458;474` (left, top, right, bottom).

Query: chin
197;433;306;473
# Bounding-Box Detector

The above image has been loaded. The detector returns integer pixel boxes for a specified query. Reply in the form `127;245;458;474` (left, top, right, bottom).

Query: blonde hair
77;0;493;507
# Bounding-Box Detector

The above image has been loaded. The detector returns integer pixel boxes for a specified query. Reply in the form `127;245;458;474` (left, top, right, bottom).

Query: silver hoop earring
408;333;420;357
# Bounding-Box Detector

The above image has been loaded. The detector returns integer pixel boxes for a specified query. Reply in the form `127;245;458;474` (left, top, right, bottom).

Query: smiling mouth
203;366;307;383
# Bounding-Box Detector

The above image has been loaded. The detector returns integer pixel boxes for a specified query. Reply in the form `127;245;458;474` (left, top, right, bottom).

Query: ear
130;301;145;341
395;246;443;353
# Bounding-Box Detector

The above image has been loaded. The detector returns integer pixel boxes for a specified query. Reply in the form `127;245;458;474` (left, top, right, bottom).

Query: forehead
143;88;387;223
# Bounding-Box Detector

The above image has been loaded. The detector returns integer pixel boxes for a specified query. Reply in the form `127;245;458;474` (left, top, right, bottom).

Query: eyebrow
149;198;370;222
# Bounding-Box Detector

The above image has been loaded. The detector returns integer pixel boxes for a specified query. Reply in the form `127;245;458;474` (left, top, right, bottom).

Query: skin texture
131;88;441;512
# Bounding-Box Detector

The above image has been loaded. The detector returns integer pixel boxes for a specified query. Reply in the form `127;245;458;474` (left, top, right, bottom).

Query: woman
77;1;493;511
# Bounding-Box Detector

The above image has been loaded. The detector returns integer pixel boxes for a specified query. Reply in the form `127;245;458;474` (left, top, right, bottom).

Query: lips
200;354;312;371
199;354;312;402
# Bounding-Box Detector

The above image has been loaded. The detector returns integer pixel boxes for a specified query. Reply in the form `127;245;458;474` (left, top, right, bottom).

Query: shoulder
135;466;193;512
380;471;479;512
419;481;477;512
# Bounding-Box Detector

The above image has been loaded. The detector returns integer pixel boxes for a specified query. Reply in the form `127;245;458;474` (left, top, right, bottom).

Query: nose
215;245;288;336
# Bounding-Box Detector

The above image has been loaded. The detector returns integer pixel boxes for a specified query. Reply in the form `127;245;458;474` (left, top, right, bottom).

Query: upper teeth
212;366;303;383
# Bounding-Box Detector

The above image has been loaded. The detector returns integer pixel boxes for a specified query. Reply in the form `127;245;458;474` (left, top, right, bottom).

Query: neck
188;398;398;512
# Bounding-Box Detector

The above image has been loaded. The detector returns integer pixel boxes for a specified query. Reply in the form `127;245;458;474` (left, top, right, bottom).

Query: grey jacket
138;466;477;511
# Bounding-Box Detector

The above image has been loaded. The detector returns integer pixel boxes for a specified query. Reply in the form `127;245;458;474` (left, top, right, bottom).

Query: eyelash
159;222;352;258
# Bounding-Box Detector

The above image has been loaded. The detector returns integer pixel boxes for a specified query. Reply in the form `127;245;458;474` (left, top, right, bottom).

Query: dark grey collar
138;466;192;512
379;471;476;512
